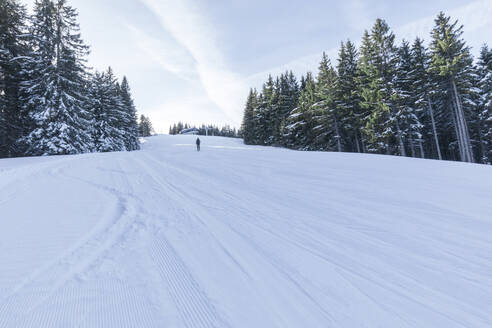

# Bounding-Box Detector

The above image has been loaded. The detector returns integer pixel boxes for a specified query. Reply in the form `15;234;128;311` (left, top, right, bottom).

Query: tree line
241;13;492;164
169;122;240;138
0;0;140;158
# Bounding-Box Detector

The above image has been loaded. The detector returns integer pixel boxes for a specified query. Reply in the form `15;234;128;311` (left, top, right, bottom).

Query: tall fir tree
395;40;424;157
119;76;140;151
299;75;307;92
409;37;443;160
312;52;341;151
273;71;298;145
139;114;153;137
254;76;275;145
0;0;29;157
336;40;363;152
269;76;281;144
272;73;287;144
104;67;128;151
284;72;316;149
87;71;116;152
286;72;300;126
22;0;92;156
86;70;141;152
241;88;257;145
355;30;375;153
466;62;485;163
476;45;492;163
0;44;5;157
359;20;400;155
429;12;475;162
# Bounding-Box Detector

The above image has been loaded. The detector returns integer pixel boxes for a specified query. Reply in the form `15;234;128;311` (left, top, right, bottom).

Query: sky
19;0;492;133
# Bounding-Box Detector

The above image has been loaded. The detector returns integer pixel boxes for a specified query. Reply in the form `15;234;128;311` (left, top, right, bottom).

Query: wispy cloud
244;48;339;92
138;0;247;126
395;0;492;44
18;0;492;131
125;24;197;81
247;0;492;91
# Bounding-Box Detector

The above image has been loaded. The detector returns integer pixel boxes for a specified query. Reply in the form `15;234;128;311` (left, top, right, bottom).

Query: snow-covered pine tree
253;92;265;144
0;0;29;158
284;72;316;150
0;44;5;157
272;73;287;144
336;40;363;152
87;71;119;152
285;72;300;129
355;31;376;154
299;75;306;92
409;37;443;160
312;52;341;151
22;0;92;156
476;45;492;164
177;122;184;134
429;12;475;163
0;44;6;157
105;67;128;151
272;72;298;145
464;61;486;163
254;76;275;145
269;76;281;145
241;88;257;144
358;19;399;155
139;115;153;137
283;72;300;146
119;76;140;151
140;115;147;136
394;40;424;158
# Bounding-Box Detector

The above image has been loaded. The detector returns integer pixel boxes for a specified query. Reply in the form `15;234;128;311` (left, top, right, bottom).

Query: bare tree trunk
450;103;464;160
451;80;474;163
355;134;361;153
451;88;467;161
409;139;416;158
427;96;442;160
418;140;425;159
478;125;486;164
334;116;342;153
395;119;406;157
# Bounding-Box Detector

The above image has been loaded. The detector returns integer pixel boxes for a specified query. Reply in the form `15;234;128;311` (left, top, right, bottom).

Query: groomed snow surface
1;135;492;327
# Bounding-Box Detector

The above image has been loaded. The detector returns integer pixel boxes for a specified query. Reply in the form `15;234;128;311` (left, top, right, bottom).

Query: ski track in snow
1;135;492;327
148;235;226;328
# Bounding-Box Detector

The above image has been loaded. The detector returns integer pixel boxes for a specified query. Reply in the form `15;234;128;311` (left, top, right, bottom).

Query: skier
196;137;201;152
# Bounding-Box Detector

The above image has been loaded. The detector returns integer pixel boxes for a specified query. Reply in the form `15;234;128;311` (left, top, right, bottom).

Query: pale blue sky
20;0;492;132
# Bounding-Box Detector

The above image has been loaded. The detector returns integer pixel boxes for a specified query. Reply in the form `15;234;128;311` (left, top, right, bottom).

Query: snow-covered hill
1;135;492;327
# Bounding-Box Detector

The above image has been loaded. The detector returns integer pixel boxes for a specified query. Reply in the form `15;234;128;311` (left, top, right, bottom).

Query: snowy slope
1;135;492;328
